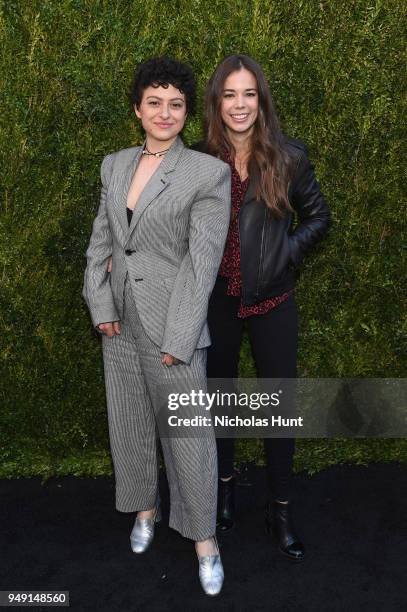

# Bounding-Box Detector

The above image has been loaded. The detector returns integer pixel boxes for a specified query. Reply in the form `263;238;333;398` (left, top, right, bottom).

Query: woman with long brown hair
193;54;330;560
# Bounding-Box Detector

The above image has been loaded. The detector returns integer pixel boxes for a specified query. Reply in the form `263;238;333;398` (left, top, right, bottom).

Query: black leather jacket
191;137;331;305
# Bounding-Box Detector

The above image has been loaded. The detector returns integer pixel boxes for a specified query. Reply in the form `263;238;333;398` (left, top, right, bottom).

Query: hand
107;256;112;273
98;321;121;337
161;353;181;366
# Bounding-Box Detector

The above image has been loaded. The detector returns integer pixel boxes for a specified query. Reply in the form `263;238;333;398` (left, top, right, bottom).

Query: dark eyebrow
222;88;257;93
146;95;185;101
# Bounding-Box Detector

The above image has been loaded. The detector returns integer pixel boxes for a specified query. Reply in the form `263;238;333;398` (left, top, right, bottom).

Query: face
135;84;187;143
220;68;259;136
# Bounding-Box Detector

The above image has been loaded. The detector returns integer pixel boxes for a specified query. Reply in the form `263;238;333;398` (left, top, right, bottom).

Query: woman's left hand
161;353;181;366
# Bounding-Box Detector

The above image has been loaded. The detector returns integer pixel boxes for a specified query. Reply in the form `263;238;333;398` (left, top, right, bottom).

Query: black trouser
207;276;298;502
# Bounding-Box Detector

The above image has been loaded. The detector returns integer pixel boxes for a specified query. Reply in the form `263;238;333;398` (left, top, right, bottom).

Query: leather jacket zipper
237;214;245;302
255;210;267;298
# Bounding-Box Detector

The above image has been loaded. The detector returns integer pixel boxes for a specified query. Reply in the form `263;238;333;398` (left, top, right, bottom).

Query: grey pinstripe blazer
82;136;231;364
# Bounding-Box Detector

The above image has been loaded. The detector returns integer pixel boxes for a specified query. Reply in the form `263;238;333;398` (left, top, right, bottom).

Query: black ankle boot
265;501;305;561
217;477;235;532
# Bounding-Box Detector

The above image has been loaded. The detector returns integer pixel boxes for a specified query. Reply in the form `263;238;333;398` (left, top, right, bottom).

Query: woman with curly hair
83;56;231;596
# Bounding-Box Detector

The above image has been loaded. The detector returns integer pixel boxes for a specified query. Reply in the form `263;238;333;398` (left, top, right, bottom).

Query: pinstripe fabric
102;276;217;541
83;136;231;541
83;136;231;364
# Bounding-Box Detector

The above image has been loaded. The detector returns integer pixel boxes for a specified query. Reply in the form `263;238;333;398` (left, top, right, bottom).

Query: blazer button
125;249;133;255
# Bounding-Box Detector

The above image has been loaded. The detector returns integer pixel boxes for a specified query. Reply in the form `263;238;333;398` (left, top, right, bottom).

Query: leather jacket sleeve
288;147;331;267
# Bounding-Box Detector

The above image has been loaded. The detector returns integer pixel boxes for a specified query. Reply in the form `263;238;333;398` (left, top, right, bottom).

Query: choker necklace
142;145;170;158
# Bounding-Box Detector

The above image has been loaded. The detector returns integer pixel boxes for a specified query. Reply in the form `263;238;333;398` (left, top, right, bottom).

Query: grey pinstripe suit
82;136;231;540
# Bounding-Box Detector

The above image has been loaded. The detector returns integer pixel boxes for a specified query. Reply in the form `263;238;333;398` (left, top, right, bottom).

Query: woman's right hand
98;321;121;337
107;256;112;273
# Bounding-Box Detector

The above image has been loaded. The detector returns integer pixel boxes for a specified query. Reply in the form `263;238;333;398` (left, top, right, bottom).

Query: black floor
1;463;407;611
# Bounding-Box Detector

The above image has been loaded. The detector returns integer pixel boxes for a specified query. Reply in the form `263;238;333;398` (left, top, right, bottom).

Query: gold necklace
235;153;249;179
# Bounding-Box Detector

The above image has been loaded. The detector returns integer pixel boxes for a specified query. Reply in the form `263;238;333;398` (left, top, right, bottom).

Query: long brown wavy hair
205;54;292;217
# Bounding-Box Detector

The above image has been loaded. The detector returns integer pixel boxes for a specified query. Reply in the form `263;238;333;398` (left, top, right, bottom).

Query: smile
230;113;249;121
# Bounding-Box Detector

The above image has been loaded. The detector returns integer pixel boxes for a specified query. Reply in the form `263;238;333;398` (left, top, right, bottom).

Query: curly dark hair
129;56;196;115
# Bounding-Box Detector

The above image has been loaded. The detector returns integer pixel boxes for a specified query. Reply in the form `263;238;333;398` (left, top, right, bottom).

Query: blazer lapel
126;136;185;240
111;145;143;238
127;165;169;236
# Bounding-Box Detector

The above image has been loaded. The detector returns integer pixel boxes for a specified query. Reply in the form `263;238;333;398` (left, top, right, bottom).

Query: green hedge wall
1;0;406;478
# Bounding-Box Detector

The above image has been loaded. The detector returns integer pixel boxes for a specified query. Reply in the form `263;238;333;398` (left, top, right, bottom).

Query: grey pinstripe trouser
101;276;218;541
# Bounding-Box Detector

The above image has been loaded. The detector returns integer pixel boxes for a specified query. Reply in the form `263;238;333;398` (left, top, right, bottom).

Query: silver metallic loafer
197;537;224;596
130;506;162;554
